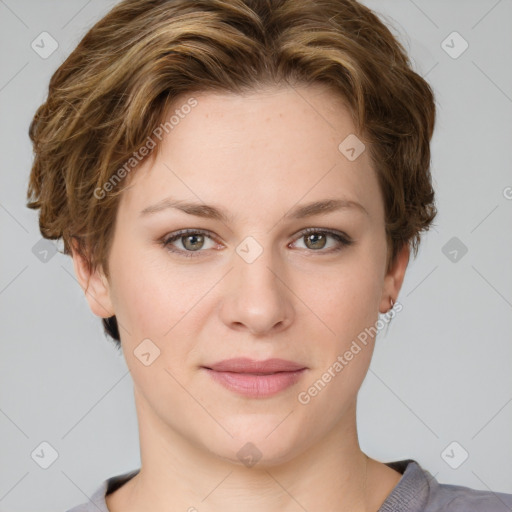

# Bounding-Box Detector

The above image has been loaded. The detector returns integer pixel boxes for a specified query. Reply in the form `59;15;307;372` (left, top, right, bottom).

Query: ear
378;242;410;314
70;239;115;318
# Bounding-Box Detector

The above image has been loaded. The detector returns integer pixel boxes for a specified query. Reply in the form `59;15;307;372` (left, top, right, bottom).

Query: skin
72;83;410;512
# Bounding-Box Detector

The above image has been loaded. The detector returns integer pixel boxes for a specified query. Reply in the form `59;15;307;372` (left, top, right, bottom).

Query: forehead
118;83;384;225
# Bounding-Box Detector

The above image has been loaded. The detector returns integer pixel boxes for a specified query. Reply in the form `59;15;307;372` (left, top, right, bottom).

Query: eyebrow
139;197;369;222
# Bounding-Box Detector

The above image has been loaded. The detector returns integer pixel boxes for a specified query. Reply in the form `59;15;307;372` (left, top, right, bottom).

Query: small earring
388;298;394;312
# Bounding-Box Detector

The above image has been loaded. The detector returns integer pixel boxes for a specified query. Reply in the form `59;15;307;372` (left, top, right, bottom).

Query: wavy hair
27;0;437;347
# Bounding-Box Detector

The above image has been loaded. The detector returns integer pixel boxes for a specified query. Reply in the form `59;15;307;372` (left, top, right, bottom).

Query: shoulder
406;459;512;512
64;469;139;512
64;481;108;512
425;479;512;512
381;459;512;512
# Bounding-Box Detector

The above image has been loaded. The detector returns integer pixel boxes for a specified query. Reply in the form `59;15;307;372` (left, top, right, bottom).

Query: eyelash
161;227;354;258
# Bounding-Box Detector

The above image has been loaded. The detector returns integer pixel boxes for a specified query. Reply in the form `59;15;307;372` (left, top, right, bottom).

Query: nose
218;241;295;336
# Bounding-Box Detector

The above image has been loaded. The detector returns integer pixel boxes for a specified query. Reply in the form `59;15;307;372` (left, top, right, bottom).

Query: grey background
0;0;511;510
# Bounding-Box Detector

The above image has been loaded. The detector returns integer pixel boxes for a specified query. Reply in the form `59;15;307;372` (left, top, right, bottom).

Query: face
74;83;409;467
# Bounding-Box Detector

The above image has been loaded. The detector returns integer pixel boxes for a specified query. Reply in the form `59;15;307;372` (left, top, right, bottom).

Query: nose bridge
219;233;294;334
234;233;284;295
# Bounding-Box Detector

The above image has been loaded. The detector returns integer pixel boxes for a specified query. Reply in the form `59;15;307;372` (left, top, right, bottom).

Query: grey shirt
66;458;512;511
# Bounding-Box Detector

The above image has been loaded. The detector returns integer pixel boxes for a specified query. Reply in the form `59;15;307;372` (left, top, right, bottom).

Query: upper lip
202;358;306;374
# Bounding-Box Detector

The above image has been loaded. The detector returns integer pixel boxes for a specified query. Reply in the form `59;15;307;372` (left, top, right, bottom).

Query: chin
198;417;308;469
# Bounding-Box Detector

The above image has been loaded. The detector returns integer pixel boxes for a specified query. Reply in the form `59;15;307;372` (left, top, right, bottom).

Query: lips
202;357;306;374
201;358;308;398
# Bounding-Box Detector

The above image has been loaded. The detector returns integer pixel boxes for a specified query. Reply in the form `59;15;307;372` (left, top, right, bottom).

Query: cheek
296;254;384;395
296;276;378;418
304;260;383;338
109;245;203;338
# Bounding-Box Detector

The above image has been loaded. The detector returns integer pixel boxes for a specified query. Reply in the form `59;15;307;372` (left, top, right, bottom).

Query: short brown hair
27;0;437;347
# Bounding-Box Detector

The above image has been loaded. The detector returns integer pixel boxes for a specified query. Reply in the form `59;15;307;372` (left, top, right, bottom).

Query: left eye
161;228;353;258
292;228;353;252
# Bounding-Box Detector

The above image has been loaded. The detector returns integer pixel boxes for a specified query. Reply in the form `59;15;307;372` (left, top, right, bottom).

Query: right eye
161;229;220;257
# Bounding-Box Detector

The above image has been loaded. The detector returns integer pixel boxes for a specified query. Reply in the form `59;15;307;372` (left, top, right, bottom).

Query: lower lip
202;368;306;398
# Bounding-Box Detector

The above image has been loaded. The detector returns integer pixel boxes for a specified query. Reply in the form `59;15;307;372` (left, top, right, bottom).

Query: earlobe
70;240;115;319
379;243;410;314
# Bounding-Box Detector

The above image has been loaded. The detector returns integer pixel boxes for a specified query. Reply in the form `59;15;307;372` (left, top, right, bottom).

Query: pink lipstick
201;357;307;398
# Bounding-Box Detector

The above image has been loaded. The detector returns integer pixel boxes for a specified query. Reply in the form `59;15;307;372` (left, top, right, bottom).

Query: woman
27;0;512;511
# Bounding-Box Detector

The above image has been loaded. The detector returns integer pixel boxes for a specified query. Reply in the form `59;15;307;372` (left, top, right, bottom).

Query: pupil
185;234;203;251
307;233;325;249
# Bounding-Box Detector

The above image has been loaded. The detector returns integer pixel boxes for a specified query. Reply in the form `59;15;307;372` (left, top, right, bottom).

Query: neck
109;389;373;512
